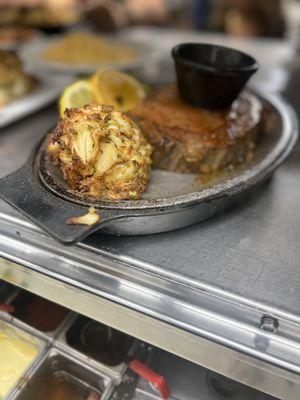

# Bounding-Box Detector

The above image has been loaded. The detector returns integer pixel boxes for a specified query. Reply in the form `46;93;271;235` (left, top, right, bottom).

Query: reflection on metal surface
134;348;279;400
207;372;241;399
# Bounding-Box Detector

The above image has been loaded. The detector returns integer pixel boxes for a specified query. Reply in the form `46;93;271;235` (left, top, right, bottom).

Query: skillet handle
0;164;130;245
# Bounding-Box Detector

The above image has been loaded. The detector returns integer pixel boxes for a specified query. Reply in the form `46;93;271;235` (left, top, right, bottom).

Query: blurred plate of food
19;31;162;74
0;5;81;32
0;49;73;128
0;26;42;51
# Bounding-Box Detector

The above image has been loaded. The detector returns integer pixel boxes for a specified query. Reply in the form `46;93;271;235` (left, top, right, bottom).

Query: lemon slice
90;70;146;112
59;80;94;117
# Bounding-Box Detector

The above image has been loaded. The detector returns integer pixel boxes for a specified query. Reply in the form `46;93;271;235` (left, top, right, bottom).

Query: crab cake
48;104;152;200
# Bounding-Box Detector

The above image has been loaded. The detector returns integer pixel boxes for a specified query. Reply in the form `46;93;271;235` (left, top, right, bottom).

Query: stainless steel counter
0;29;299;400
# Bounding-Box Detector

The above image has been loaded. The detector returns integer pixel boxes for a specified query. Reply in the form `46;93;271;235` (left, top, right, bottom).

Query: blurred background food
0;0;296;129
42;32;137;65
0;1;299;63
0;0;299;124
0;0;82;31
0;50;37;107
209;0;286;38
0;26;40;49
0;0;296;37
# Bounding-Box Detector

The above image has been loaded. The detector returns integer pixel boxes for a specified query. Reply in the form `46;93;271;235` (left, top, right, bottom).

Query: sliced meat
130;85;262;174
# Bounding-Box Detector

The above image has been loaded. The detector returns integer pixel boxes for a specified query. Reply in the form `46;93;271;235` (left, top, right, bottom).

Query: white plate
0;72;73;129
20;35;162;75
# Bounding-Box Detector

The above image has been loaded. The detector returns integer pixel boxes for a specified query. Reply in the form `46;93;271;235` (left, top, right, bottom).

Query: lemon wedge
90;70;146;112
59;80;94;117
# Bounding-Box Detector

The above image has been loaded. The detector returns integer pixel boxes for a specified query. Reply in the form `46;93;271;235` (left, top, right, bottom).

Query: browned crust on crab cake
48;104;152;200
130;85;262;174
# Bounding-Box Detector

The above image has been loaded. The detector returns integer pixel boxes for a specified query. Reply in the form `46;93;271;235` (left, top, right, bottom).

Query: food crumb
67;207;100;226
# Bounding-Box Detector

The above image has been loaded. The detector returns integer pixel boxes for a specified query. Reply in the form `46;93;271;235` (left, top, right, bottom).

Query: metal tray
55;314;128;380
0;282;73;339
9;347;114;400
0;282;19;322
11;307;74;343
0;281;18;302
0;318;47;400
133;348;279;400
8;289;72;340
0;90;297;244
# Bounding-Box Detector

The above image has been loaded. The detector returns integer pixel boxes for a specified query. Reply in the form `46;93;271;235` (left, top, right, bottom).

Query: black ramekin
172;43;259;109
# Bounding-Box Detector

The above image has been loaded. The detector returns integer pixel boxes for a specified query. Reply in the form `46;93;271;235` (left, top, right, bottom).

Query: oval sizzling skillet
0;90;297;245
